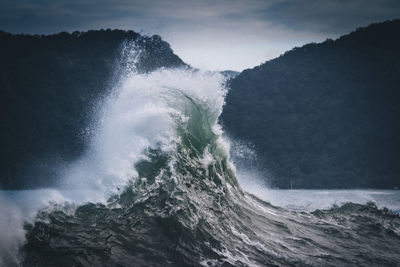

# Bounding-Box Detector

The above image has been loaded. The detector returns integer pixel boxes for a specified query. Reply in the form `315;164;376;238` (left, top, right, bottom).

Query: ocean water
2;189;399;222
0;44;399;266
1;186;400;266
244;189;400;213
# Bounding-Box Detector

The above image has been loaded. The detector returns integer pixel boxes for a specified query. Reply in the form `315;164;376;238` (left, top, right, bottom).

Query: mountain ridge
221;19;400;189
0;29;186;189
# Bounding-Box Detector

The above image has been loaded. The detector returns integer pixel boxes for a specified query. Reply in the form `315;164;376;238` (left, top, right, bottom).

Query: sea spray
61;68;229;198
0;194;25;266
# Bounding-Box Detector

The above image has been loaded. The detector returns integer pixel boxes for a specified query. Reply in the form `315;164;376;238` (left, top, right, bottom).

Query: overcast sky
1;0;399;71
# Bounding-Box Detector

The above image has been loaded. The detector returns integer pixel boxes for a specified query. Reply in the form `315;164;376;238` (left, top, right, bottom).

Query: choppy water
241;188;400;213
2;188;400;266
3;189;400;221
0;45;399;266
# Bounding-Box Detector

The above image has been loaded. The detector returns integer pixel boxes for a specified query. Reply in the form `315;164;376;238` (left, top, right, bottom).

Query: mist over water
0;194;25;266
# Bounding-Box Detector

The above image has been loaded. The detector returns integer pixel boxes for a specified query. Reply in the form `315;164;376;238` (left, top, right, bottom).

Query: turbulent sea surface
1;47;400;266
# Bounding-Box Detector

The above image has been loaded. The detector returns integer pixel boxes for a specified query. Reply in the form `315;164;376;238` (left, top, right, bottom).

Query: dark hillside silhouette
0;29;185;189
221;20;400;189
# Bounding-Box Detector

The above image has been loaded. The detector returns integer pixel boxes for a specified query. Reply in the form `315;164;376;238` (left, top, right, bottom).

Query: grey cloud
260;0;400;34
0;0;270;33
1;0;398;34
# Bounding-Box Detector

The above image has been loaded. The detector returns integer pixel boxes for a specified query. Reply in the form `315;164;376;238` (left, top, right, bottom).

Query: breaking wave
15;47;400;266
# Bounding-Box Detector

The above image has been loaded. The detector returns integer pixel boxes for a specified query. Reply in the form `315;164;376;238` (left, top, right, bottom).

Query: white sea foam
61;68;227;198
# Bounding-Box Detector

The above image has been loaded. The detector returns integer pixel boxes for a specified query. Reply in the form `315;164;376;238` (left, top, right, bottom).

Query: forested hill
0;30;186;189
221;20;400;189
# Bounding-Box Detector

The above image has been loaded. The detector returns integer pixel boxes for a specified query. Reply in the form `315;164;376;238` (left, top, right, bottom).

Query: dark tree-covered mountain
0;29;186;189
221;20;400;189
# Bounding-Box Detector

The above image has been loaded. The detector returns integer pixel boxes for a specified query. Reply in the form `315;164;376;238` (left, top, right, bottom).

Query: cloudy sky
1;0;399;71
